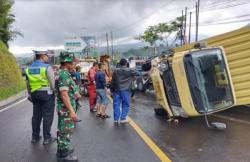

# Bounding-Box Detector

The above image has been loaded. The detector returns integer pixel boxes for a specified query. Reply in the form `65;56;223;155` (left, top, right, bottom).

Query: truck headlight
159;62;168;72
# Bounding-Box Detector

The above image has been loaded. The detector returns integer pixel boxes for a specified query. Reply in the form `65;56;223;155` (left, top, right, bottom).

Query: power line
111;0;177;34
201;18;250;26
206;0;242;7
185;14;250;27
201;0;250;11
97;0;200;39
115;16;250;45
114;14;250;45
98;0;250;46
201;14;250;24
204;0;247;8
97;0;186;45
95;0;179;44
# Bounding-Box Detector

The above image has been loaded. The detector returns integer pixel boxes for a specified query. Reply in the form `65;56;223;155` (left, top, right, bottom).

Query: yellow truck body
151;26;250;118
175;26;250;106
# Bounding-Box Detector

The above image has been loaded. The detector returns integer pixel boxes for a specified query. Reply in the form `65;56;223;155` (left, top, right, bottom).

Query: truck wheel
154;108;168;116
137;80;146;92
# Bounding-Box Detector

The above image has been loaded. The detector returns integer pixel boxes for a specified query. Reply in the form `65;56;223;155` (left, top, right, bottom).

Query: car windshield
135;62;144;71
184;48;234;113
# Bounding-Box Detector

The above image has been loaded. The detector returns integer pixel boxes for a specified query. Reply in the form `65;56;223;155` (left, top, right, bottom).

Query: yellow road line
108;96;171;162
128;116;171;162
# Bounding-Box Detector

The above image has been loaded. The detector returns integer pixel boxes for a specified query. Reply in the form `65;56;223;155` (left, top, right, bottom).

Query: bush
0;41;26;100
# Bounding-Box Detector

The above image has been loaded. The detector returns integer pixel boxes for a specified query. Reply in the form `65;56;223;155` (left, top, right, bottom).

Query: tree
136;26;159;46
0;0;22;47
169;16;185;45
136;26;159;55
136;16;184;55
155;23;173;46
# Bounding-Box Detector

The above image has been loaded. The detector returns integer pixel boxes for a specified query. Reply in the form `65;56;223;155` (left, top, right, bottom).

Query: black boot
43;137;57;145
56;148;74;157
57;149;78;162
57;149;68;158
74;118;82;122
68;148;74;154
31;136;41;143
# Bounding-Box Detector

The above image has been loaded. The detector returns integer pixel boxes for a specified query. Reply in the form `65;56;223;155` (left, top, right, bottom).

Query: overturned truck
148;26;250;119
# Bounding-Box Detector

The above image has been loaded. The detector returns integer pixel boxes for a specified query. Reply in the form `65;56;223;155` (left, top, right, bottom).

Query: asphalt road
0;92;250;162
130;92;250;162
0;97;159;162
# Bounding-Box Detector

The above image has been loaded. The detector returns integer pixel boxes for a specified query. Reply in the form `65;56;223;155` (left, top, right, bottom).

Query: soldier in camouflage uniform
56;51;80;162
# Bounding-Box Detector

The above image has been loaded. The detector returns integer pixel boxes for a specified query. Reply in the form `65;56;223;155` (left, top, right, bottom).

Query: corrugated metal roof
175;27;250;106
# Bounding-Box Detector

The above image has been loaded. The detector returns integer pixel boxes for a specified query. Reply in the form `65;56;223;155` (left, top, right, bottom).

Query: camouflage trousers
57;111;75;151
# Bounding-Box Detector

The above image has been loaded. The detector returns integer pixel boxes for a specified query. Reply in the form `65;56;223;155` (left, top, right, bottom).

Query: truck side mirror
194;42;207;49
142;61;151;71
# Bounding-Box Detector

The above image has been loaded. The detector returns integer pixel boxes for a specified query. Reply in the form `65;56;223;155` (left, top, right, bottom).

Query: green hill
0;41;26;100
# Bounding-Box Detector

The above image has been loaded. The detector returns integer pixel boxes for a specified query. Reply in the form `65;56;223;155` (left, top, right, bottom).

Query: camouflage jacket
56;68;79;115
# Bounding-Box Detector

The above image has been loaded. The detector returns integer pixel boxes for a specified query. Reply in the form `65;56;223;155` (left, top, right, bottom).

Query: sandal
101;114;111;119
96;114;102;117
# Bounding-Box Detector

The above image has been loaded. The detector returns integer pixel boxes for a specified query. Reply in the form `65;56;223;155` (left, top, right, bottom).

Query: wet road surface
0;91;250;162
130;92;250;162
0;98;159;162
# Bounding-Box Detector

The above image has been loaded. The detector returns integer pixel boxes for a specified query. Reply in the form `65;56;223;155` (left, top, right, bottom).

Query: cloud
9;0;250;54
9;45;64;55
11;0;174;46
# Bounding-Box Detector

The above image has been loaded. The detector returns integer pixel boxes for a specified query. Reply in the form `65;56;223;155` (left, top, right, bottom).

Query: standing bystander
87;62;98;112
110;59;136;123
95;63;110;119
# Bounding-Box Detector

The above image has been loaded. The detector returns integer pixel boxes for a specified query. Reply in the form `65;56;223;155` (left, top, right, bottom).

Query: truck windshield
184;48;234;113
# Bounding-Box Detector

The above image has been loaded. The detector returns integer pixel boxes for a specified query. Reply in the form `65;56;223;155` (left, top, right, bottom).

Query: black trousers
31;91;55;139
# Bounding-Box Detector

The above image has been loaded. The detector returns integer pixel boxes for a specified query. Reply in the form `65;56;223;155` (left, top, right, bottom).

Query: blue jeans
96;89;109;106
113;90;130;121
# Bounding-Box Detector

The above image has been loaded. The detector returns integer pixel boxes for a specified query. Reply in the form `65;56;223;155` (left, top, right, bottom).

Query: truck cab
151;45;235;117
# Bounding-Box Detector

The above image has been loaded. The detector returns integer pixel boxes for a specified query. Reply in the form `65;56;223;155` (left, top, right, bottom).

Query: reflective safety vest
25;67;50;92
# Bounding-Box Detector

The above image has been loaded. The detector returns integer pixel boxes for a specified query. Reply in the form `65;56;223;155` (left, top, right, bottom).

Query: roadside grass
0;41;26;101
0;83;26;100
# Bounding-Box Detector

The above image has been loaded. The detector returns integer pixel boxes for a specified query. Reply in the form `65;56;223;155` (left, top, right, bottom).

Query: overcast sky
9;0;250;55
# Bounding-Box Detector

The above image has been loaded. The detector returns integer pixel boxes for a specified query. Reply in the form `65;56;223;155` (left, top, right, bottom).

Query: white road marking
0;98;27;113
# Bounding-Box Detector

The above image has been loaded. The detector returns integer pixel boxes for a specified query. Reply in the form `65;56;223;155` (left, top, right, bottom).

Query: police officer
25;50;56;145
56;52;80;162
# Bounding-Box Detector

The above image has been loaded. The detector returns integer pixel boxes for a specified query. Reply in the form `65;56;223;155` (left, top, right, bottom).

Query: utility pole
106;32;109;55
189;12;192;44
110;31;114;61
86;48;89;58
184;7;188;44
195;0;200;42
181;10;184;46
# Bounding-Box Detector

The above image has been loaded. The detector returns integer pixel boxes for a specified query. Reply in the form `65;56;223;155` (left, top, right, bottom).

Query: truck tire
137;80;146;92
154;108;168;116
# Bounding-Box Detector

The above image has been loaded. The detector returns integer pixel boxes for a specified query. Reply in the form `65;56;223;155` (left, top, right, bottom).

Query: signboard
64;37;87;51
64;36;96;58
80;36;96;48
65;42;81;47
